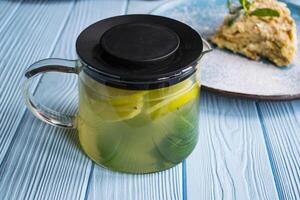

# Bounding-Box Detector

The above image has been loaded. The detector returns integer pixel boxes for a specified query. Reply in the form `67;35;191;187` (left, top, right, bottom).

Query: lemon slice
146;82;199;119
81;72;147;102
80;73;147;122
146;78;193;101
83;97;144;122
80;81;145;122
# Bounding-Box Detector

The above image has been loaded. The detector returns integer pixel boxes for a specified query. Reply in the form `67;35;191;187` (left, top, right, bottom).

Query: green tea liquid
77;73;200;173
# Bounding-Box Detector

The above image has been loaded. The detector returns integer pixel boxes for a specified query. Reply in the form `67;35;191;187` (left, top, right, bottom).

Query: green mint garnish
250;8;280;17
239;0;251;11
227;0;280;26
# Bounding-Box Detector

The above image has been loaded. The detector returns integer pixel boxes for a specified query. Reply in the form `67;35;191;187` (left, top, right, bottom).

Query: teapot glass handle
23;58;82;129
200;38;213;59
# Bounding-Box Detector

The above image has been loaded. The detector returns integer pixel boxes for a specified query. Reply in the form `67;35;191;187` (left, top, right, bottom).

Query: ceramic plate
152;0;300;100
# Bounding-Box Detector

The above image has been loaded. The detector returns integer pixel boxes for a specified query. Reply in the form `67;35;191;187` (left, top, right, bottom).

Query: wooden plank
284;0;300;5
0;0;127;199
85;1;184;200
126;0;169;14
257;101;300;199
0;113;90;200
0;1;23;34
0;0;25;159
291;101;300;123
186;92;278;199
87;166;182;200
0;0;75;163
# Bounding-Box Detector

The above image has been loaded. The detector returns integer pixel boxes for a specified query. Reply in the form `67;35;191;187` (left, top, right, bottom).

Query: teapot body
77;65;200;173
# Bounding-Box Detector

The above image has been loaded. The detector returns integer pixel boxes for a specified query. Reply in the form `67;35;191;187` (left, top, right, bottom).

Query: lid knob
100;23;180;65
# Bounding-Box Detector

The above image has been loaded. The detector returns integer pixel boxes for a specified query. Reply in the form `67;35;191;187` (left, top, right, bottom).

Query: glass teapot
23;15;212;173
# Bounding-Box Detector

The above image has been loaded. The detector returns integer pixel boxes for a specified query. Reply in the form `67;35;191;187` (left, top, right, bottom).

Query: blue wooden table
0;0;299;199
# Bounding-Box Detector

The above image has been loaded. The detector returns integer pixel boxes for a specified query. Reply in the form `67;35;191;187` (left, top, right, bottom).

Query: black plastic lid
76;14;203;90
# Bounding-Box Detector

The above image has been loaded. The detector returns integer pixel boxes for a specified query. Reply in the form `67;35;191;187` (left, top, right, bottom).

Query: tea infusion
78;72;200;173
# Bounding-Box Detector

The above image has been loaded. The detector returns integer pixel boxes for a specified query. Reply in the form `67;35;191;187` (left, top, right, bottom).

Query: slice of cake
211;0;297;67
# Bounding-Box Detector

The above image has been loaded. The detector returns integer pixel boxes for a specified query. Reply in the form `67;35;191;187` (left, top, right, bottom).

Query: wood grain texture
127;0;169;14
1;0;295;200
87;165;182;200
0;1;23;34
186;92;278;200
0;0;127;199
284;0;300;5
257;101;300;199
0;0;74;165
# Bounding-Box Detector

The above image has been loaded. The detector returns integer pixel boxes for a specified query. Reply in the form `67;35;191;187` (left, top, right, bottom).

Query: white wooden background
0;0;299;199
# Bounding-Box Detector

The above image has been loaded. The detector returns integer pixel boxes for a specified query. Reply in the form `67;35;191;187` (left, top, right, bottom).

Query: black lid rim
82;62;198;90
76;14;203;90
82;57;200;80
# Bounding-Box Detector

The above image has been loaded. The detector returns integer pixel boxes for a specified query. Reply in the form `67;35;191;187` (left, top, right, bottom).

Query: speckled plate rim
202;85;300;101
150;0;300;101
